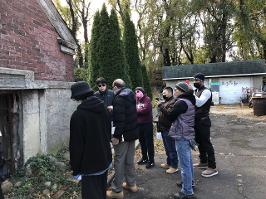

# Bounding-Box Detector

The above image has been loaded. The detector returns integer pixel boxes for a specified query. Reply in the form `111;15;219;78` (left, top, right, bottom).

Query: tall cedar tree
95;5;112;87
90;11;101;86
141;64;152;99
102;9;131;87
123;13;143;89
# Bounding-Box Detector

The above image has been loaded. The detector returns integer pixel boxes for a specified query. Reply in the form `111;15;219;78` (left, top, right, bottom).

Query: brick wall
0;0;74;81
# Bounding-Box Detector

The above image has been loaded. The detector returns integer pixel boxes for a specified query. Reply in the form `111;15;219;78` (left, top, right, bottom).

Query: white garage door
219;77;252;104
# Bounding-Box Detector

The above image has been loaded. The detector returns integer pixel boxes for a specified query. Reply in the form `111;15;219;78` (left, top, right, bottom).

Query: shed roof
163;60;266;80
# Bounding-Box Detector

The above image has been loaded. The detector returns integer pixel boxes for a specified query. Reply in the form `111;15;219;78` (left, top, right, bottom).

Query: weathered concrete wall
165;76;264;104
45;88;77;152
21;87;77;162
252;76;263;90
22;90;41;162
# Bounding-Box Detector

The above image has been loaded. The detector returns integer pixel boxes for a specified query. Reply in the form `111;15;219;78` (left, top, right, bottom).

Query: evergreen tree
101;9;131;87
90;11;101;86
96;5;113;87
141;64;152;99
123;13;143;89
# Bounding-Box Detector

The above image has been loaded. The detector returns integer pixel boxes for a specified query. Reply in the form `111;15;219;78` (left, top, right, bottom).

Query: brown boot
122;182;138;192
106;190;124;198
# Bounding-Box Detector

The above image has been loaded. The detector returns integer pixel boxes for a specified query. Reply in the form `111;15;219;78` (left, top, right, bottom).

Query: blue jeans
175;138;194;195
161;130;178;168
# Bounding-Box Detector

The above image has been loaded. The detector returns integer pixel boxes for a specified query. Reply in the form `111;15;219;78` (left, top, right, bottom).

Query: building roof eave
163;73;266;81
38;0;78;51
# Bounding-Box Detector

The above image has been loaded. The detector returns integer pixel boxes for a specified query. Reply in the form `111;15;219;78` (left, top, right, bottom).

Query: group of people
157;73;218;199
69;73;218;199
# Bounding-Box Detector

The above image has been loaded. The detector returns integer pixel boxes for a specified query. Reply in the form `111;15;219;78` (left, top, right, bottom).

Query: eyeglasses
98;84;106;88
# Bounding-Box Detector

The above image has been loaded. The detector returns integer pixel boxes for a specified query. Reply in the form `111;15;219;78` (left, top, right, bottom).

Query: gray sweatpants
112;140;136;192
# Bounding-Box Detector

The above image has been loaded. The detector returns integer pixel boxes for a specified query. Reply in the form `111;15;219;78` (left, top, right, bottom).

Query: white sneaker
201;168;218;177
166;167;179;174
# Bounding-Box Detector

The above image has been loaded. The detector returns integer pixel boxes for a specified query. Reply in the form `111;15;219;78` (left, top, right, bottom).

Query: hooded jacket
113;88;139;141
94;89;114;107
69;95;112;176
136;94;153;124
157;96;177;132
161;93;196;140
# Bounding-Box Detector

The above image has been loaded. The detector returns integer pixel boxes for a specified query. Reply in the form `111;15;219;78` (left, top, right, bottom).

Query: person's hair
113;79;125;89
96;77;107;85
163;86;173;95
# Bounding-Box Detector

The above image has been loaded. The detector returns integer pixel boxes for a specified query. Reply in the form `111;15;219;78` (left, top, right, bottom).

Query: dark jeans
81;172;107;199
195;123;216;169
161;130;178;168
138;123;154;162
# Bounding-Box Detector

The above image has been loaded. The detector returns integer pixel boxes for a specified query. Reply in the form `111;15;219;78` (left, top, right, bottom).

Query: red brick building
0;0;76;81
0;0;77;174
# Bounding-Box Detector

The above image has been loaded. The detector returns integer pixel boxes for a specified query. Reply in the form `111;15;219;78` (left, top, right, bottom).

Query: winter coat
157;96;176;132
69;95;112;176
136;95;153;124
95;89;114;120
113;88;139;142
161;93;196;140
95;89;114;107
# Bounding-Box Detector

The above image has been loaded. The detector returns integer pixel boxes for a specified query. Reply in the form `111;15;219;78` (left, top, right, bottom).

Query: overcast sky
57;0;108;41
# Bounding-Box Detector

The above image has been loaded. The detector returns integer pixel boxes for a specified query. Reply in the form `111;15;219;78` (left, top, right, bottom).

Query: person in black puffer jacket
107;79;139;199
70;81;112;199
94;77;114;120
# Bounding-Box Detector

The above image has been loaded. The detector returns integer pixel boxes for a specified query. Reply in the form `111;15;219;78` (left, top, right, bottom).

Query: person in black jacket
70;81;112;199
107;79;139;199
193;73;218;178
95;77;114;114
157;87;178;174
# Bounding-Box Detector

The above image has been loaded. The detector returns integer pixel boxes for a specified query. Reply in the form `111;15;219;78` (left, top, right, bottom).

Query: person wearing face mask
193;73;218;178
161;82;196;199
135;87;155;169
157;87;179;174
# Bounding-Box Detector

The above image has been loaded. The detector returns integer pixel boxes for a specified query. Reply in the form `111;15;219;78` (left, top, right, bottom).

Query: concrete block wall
22;90;41;161
45;88;77;152
21;88;77;162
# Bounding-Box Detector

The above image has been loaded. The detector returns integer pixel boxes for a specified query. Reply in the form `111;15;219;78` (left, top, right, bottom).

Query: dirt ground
124;105;266;199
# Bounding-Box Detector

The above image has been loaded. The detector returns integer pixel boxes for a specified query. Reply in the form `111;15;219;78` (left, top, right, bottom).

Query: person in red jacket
135;87;155;169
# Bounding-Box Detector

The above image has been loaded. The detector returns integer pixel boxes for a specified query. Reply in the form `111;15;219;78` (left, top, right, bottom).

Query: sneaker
166;167;179;174
201;168;218;178
193;162;208;169
122;182;138;192
146;161;155;169
137;158;148;165
174;191;195;199
160;163;170;169
106;190;124;199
